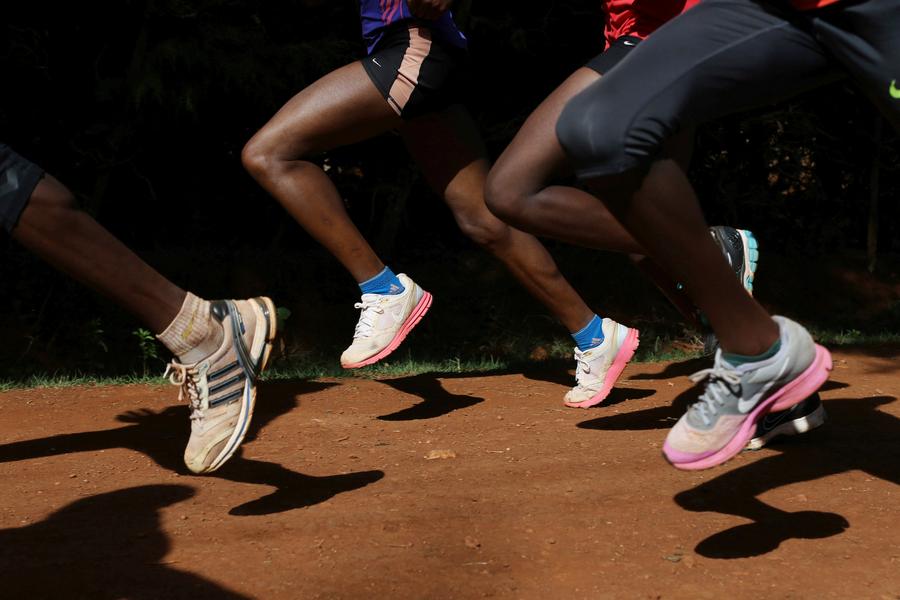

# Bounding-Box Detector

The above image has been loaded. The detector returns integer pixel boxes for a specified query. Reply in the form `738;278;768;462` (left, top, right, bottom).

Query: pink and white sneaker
340;273;432;369
564;318;640;408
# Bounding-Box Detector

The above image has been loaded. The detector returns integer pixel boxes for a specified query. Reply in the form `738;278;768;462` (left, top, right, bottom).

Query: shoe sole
663;344;832;471
342;291;432;369
203;296;278;474
745;403;827;451
565;328;640;408
738;229;759;295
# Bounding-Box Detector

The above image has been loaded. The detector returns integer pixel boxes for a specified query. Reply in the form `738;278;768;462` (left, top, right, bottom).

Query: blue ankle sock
359;266;405;295
571;314;605;351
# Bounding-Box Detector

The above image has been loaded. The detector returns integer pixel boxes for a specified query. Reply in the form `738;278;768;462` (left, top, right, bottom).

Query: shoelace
688;365;743;426
165;362;206;420
573;348;597;388
353;299;386;339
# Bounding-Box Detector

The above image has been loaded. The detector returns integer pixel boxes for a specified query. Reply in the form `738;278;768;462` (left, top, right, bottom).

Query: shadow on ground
0;380;383;515
676;393;899;559
373;358;653;420
0;484;251;599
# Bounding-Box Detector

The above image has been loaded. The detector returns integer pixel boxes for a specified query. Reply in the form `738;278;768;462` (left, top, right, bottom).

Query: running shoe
341;273;432;368
746;393;827;450
710;226;758;295
703;227;759;354
166;297;277;474
564;318;640;408
663;316;832;470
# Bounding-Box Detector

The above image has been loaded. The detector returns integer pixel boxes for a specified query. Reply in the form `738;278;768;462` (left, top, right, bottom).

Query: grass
2;328;898;392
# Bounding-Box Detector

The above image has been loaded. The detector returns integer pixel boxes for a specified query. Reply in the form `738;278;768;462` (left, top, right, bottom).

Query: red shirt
603;0;689;47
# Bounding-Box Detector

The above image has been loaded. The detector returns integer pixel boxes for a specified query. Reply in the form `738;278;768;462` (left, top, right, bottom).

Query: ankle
156;292;224;363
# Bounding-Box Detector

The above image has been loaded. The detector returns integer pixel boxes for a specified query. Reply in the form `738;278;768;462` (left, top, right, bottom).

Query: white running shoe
341;273;432;369
564;318;640;408
166;297;277;474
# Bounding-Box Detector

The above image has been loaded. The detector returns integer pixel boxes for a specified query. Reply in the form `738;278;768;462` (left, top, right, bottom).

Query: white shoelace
353;299;386;340
573;348;596;388
165;362;206;420
689;365;743;425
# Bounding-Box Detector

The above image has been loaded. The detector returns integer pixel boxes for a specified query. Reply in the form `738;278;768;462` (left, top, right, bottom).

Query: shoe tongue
360;293;381;302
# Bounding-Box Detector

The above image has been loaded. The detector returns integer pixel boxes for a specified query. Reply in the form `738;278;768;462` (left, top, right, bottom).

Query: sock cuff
156;292;211;357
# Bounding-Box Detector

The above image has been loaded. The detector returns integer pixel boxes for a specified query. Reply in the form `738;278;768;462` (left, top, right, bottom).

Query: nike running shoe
166;297;277;474
710;226;758;295
703;227;759;354
341;273;432;368
564;319;640;408
746;393;827;450
663;316;832;470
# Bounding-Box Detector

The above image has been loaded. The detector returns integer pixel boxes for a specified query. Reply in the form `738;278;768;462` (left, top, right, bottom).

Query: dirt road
1;348;898;599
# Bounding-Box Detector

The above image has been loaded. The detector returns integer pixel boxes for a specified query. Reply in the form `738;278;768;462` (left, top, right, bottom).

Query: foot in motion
663;316;832;471
703;227;759;354
565;318;640;408
746;392;827;451
166;297;277;474
341;273;432;369
710;226;759;295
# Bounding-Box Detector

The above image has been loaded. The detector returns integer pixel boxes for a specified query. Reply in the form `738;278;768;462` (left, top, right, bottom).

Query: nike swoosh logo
891;80;900;100
623;41;635;46
372;58;382;68
390;308;406;325
761;411;788;430
737;385;770;413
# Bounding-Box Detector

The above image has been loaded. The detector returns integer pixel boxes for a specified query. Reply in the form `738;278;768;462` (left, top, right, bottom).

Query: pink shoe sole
342;292;433;369
664;344;832;471
565;328;640;409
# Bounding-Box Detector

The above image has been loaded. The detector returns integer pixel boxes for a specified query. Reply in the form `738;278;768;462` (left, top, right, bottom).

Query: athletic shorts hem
0;145;44;234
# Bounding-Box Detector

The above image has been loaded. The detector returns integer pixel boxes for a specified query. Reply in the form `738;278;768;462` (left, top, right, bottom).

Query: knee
454;208;509;250
484;168;525;224
240;135;275;181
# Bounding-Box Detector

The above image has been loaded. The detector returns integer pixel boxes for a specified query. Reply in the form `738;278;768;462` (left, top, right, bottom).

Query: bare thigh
247;61;403;159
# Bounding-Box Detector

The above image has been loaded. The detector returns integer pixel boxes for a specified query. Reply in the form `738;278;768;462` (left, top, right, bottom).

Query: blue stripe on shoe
209;388;243;408
209;372;246;396
208;361;241;382
210;384;253;470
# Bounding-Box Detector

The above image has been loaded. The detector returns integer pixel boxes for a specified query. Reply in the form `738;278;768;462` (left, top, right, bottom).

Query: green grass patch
2;328;897;392
0;373;165;393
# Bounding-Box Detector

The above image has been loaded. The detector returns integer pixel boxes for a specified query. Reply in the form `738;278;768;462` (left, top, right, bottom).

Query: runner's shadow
675;394;899;559
577;380;851;431
519;359;578;387
627;356;711;381
0;484;251;599
0;380;383;515
224;453;384;516
377;374;484;421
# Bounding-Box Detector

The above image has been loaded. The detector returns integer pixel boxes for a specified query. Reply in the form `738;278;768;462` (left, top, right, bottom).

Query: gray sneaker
664;316;832;470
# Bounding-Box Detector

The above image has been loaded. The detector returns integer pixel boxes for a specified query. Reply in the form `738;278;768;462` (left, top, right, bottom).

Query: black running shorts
584;35;642;75
361;20;468;120
557;0;900;179
0;144;44;234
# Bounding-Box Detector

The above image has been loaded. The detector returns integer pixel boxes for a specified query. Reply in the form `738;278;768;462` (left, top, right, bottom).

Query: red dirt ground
1;348;899;599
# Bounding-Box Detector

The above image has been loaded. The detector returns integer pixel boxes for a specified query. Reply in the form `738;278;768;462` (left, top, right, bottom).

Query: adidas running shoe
565;318;640;408
166;297;277;474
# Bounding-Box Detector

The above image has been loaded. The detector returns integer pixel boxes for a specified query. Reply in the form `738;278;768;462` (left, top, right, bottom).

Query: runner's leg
242;61;402;284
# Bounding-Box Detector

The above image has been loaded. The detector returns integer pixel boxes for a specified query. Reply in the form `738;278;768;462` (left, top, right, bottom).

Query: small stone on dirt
425;449;457;460
465;536;481;549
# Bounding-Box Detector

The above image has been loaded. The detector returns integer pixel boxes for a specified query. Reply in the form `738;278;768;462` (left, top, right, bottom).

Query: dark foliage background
2;0;899;379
